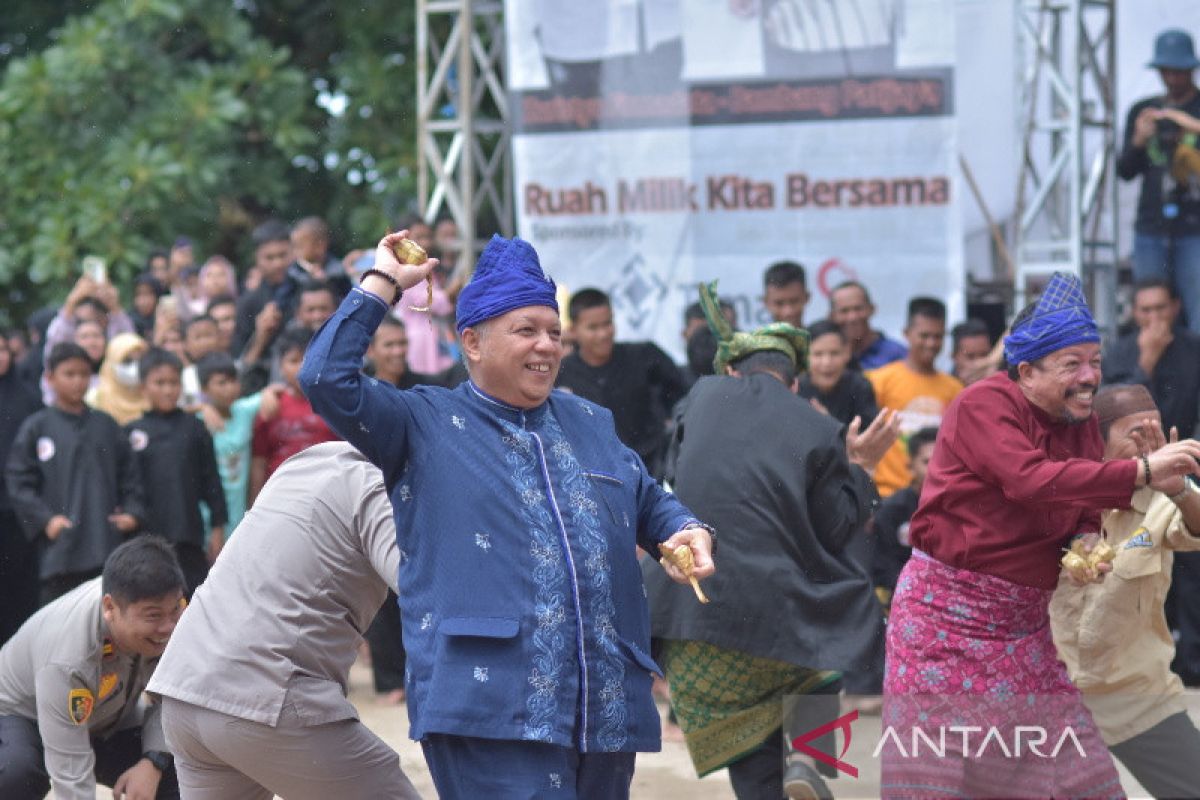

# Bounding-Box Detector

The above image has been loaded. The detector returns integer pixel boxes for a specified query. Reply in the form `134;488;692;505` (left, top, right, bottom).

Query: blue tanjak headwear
1003;272;1100;365
455;234;558;334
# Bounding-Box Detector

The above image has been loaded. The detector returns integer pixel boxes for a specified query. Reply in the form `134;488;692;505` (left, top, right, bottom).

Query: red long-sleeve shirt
910;372;1137;589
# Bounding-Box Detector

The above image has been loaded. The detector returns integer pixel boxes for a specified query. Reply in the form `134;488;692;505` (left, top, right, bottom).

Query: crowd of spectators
3;212;1200;737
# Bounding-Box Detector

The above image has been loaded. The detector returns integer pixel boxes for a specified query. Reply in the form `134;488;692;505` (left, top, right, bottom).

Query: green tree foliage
244;0;420;244
0;0;419;324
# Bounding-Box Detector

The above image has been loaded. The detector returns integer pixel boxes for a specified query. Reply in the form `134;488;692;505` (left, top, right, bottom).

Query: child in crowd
126;348;227;595
195;353;279;538
129;273;166;339
797;320;879;426
871;426;938;605
249;327;338;505
206;295;238;355
180;315;221;408
5;343;144;604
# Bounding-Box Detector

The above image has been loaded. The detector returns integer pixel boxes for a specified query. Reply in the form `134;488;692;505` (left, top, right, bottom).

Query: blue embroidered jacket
300;289;697;752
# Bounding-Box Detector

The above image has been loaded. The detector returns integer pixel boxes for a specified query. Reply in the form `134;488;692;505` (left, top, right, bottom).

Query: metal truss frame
1013;0;1119;331
417;0;511;276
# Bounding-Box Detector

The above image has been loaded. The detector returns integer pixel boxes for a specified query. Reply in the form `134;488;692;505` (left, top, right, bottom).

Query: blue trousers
420;734;636;799
1132;232;1200;334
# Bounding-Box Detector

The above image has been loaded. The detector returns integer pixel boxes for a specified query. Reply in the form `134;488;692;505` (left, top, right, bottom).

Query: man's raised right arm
299;232;436;472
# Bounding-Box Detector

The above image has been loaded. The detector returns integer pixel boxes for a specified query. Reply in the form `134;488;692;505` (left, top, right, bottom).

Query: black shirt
644;373;882;670
126;409;227;547
871;485;918;594
1102;328;1200;438
1117;92;1200;237
556;342;687;475
6;407;145;579
0;372;42;513
797;370;879;427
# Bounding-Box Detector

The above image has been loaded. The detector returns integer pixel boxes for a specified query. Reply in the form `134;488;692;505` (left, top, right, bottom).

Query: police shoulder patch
68;688;94;725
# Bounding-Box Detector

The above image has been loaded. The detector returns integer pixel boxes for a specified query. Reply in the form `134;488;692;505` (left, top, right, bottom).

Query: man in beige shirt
0;535;185;800
1051;384;1200;798
148;442;421;800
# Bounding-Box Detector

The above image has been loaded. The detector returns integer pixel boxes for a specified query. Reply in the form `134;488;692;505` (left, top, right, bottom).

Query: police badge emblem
68;688;94;725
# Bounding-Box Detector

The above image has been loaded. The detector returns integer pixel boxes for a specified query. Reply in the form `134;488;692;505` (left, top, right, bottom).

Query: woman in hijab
87;332;149;425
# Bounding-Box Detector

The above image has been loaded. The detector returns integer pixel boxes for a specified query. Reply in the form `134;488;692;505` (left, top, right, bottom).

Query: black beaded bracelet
1140;453;1152;486
360;268;403;306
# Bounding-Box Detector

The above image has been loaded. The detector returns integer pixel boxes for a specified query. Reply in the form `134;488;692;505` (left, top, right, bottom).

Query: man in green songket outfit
644;282;897;799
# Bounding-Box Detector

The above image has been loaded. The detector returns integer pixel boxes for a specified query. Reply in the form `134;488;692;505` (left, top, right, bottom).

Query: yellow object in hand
1061;536;1116;582
659;543;710;604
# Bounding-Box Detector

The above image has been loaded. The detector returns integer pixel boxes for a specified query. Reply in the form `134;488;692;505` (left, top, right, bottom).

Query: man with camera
1119;29;1200;333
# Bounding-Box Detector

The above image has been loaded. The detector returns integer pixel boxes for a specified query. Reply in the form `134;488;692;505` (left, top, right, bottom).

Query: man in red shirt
881;272;1200;798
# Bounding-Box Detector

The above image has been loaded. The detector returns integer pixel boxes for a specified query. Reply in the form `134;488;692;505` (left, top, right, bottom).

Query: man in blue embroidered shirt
300;230;715;799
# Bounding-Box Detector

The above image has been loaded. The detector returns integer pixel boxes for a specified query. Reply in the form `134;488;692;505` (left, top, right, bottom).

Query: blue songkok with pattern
455;234;558;334
1003;272;1100;365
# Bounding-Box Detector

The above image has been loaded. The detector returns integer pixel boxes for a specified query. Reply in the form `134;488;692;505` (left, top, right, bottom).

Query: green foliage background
0;0;419;326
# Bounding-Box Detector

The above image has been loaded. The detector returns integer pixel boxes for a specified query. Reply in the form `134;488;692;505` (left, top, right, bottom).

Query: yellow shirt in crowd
866;361;962;496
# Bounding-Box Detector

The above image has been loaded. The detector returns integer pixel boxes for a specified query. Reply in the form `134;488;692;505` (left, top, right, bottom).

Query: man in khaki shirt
1051;384;1200;798
0;535;185;800
149;442;421;799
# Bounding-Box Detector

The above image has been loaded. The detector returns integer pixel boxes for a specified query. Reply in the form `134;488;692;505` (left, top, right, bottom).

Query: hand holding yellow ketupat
1061;536;1116;583
659;543;709;604
392;238;433;311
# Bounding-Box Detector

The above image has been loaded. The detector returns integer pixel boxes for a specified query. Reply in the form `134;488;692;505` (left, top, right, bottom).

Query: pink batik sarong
881;551;1124;799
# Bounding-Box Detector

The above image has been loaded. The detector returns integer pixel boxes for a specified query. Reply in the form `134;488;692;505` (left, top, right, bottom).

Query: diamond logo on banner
610;253;667;330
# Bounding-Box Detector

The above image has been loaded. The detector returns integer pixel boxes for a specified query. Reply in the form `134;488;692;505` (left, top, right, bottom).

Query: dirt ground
90;661;1179;798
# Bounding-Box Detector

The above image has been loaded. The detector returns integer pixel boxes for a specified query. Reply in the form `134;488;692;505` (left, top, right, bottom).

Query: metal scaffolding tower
416;0;511;276
1013;0;1119;331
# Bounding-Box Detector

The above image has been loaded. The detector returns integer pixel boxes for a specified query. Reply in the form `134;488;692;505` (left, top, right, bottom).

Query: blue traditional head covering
1003;272;1100;365
455;234;558;333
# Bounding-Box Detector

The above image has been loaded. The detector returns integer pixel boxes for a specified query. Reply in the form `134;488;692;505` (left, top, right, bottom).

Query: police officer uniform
0;577;178;800
149;442;420;800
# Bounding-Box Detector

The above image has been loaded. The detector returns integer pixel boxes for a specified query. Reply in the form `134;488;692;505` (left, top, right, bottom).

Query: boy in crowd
206;296;237;355
195;353;278;539
949;318;996;386
867;297;963;496
249;328;338;505
234;221;296;394
6;344;143;605
290;216;352;298
762;260;809;327
180;315;221;409
797;320;879;425
556;288;687;477
871;426;938;605
126;349;227;595
0;536;185;800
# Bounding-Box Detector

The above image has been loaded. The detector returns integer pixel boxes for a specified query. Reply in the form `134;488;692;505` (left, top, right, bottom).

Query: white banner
508;0;962;361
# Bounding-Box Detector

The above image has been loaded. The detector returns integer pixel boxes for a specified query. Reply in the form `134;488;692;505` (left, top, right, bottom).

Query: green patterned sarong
661;639;839;777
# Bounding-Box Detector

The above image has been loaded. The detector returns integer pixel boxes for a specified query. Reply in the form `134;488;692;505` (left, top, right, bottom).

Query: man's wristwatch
682;522;717;553
143;750;173;772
